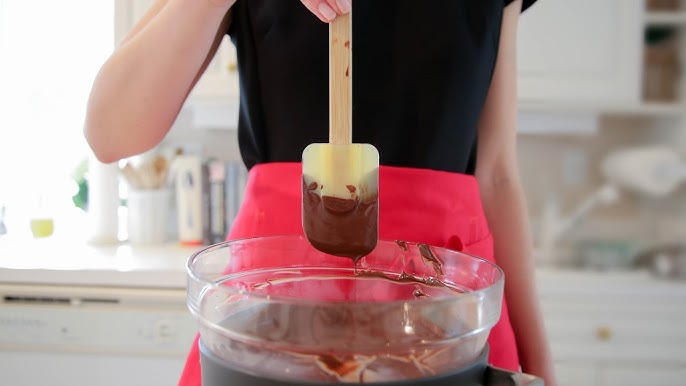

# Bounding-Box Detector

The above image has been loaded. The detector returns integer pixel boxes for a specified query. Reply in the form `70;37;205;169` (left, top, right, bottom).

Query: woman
84;0;557;384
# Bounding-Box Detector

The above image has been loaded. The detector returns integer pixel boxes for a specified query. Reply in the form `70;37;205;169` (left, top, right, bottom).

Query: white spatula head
302;143;379;259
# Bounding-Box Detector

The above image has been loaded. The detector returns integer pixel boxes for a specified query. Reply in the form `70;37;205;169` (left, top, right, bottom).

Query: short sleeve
504;0;537;12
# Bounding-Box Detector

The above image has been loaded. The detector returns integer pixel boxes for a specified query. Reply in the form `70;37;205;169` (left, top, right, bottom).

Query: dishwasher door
0;284;197;386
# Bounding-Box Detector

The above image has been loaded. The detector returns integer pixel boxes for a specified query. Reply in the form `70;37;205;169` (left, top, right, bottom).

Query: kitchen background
1;0;686;385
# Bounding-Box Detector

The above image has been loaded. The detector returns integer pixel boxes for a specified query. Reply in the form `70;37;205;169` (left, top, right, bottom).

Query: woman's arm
475;1;557;384
84;0;234;163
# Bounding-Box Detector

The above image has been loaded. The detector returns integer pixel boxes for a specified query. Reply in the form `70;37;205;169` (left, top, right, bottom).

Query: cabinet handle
595;325;612;342
227;61;238;73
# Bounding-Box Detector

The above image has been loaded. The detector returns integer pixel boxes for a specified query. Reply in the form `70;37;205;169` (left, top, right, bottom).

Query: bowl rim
186;235;504;307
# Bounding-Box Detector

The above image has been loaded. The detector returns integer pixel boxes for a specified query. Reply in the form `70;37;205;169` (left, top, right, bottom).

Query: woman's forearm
474;1;557;382
84;0;232;163
479;175;557;384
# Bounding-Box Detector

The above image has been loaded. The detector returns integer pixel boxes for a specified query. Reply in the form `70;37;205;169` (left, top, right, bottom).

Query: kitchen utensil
121;155;170;190
152;154;169;188
121;163;144;189
185;236;541;385
302;4;379;260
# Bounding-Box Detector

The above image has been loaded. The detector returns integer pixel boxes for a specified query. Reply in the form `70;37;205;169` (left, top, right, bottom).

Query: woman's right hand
299;0;351;22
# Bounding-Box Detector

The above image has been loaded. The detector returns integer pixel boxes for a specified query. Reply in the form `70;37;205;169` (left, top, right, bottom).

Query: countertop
0;235;201;289
1;235;686;294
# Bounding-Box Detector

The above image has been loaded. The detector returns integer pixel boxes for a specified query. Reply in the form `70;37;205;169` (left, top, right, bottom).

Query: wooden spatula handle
329;7;352;145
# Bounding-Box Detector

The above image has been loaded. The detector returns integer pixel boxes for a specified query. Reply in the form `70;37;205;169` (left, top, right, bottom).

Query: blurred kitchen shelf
519;100;686;117
645;11;686;25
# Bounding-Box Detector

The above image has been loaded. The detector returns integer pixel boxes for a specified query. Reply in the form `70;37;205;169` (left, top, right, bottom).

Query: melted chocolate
354;268;444;290
317;354;362;379
418;243;443;276
212;242;482;382
303;179;378;260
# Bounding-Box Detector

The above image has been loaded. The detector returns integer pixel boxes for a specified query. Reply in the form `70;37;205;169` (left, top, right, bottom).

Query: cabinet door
114;0;239;104
541;296;686;363
517;0;643;104
555;362;597;386
600;365;686;386
188;34;239;103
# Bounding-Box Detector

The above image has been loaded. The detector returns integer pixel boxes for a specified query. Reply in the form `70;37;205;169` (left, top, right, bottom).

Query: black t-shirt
228;0;535;174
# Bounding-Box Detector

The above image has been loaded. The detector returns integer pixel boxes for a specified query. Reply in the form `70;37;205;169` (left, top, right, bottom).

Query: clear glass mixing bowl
187;236;503;383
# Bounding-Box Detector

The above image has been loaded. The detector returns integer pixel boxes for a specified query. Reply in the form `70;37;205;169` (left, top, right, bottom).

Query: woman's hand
300;0;351;22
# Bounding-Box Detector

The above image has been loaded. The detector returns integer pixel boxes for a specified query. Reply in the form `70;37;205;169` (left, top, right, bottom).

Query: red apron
179;163;519;385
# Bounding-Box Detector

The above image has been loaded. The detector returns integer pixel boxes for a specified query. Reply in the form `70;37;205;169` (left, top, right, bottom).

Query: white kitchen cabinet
187;34;239;103
537;269;686;386
600;365;686;386
114;0;239;105
517;0;643;105
554;362;597;386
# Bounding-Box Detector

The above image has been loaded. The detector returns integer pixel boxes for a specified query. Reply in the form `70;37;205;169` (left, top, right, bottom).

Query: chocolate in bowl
187;236;503;383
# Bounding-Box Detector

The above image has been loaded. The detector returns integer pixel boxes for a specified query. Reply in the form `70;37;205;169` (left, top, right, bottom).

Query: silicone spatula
302;5;379;261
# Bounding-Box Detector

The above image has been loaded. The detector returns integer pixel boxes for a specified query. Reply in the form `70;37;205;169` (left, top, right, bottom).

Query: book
224;161;248;235
207;160;227;244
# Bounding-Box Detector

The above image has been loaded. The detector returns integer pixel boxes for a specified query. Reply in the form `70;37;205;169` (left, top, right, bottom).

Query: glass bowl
187;236;503;383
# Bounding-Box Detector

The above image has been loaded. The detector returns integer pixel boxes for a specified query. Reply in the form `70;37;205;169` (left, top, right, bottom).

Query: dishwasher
0;283;197;386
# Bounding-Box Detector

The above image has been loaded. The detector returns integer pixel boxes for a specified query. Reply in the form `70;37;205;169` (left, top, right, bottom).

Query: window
0;1;114;237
